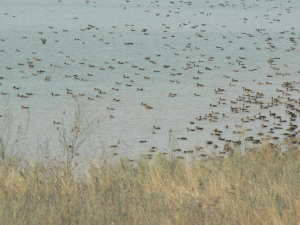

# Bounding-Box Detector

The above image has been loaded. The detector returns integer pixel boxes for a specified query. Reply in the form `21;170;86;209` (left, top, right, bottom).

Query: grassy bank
0;141;299;224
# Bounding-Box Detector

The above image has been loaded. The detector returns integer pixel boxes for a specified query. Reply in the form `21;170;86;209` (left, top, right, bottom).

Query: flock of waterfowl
0;0;299;160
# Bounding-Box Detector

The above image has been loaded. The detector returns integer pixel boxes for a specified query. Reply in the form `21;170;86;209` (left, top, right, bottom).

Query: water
0;0;299;159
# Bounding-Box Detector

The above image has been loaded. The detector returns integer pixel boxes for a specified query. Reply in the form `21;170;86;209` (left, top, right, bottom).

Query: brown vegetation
0;141;299;224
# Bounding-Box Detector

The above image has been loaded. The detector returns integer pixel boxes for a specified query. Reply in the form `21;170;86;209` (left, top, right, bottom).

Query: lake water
0;0;299;160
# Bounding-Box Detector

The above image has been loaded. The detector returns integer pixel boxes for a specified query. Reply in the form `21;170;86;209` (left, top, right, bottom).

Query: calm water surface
0;0;299;159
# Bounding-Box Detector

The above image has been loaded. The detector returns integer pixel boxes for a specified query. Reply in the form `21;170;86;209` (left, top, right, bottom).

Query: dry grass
0;141;299;225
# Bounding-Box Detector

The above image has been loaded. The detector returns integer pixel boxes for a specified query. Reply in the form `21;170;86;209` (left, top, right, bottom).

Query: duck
197;83;204;87
110;145;118;148
169;93;177;97
187;127;195;131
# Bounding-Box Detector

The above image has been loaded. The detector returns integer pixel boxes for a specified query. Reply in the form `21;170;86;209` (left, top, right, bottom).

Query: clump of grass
0;140;299;224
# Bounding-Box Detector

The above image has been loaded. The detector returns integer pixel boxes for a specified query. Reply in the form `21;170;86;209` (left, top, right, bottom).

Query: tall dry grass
0;141;299;224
